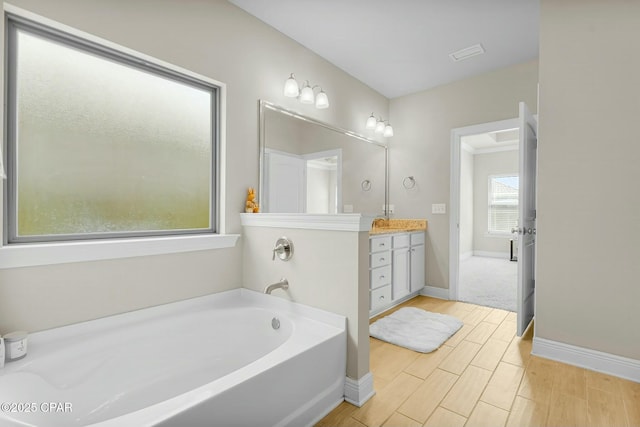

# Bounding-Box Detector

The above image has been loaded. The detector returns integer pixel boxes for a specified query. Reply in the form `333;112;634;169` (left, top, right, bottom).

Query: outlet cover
432;203;446;214
382;204;395;214
343;204;354;213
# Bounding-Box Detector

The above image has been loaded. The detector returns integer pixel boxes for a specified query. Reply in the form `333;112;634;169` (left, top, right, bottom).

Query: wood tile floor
317;296;640;427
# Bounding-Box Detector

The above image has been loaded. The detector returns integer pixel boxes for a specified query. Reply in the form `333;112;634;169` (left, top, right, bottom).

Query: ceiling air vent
449;44;485;62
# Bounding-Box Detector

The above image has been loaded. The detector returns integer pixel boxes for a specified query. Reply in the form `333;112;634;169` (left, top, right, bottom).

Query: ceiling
462;128;519;153
228;0;540;99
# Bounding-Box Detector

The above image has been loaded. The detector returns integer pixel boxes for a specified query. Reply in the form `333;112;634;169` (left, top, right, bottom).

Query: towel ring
403;176;416;189
361;179;372;191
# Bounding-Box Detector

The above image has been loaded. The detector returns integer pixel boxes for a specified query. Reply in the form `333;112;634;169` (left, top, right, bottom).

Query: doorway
458;129;519;311
263;148;342;213
450;104;538;337
449;118;520;310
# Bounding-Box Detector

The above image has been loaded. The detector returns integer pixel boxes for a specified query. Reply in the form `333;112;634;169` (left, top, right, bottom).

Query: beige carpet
459;256;517;311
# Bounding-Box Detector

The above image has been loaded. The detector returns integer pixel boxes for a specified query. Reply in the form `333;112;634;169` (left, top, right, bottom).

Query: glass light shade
299;82;314;104
366;114;377;129
383;124;394;137
375;120;385;134
315;89;329;109
283;74;299;97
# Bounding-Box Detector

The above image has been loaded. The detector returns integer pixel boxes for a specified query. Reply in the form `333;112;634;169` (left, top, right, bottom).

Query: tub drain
271;317;280;330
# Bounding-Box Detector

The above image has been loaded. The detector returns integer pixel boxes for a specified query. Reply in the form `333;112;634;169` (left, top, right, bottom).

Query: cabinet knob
379;295;385;300
380;243;385;246
379;275;385;280
380;257;385;262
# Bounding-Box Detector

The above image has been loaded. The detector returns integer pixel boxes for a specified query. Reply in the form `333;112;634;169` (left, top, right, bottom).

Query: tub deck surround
0;289;346;427
240;212;376;408
369;218;428;235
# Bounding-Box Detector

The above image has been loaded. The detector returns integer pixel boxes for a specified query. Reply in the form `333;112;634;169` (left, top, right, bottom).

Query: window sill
484;232;514;239
0;234;240;269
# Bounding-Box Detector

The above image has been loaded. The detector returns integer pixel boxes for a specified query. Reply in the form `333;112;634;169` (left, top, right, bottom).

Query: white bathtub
0;288;346;427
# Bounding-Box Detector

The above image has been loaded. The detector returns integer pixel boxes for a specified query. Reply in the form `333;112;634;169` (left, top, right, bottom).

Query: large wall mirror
259;100;388;215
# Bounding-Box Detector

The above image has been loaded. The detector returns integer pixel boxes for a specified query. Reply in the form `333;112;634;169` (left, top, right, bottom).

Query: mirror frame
258;99;389;216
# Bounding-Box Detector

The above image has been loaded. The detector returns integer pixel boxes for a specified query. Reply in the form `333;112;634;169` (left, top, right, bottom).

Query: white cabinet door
410;244;425;292
392;247;410;299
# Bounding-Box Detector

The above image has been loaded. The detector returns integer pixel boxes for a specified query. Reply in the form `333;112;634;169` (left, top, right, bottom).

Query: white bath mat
370;307;463;353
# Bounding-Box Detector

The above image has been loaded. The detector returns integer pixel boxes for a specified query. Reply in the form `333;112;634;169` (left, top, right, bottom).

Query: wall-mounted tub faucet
264;278;289;294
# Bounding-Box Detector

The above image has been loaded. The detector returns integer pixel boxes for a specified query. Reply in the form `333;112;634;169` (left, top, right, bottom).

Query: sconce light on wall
283;73;329;109
366;113;394;137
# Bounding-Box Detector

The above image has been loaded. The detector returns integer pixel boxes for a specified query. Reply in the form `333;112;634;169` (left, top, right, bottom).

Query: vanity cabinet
369;231;425;316
369;236;392;312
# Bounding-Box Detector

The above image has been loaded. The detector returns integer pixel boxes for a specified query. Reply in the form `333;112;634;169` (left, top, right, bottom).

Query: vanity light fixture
283;73;330;109
283;73;300;97
315;88;329;109
366;113;377;130
383;122;394;137
299;81;314;104
366;113;394;137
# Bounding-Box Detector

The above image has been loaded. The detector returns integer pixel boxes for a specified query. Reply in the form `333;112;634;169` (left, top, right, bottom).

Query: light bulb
366;113;377;129
315;89;329;109
299;81;314;104
375;120;385;134
283;73;299;97
383;124;394;137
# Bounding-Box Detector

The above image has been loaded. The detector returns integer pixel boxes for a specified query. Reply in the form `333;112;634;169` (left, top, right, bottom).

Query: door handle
527;228;536;235
511;227;525;235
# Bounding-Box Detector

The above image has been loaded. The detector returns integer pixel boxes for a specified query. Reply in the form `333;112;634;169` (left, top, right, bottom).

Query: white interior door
516;102;537;336
264;151;306;213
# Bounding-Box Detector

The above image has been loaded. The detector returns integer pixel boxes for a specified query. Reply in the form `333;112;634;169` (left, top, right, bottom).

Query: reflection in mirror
259;100;387;215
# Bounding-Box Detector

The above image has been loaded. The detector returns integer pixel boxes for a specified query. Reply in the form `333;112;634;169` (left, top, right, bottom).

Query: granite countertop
369;218;428;235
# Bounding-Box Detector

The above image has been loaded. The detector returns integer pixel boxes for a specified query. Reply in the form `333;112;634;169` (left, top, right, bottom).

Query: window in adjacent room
5;17;219;244
488;175;519;234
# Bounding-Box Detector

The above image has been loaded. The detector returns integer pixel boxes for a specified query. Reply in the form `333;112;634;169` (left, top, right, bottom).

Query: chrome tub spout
264;278;289;294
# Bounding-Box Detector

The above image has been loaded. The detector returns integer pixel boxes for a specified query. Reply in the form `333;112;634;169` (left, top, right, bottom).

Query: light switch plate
343;204;354;213
432;203;446;214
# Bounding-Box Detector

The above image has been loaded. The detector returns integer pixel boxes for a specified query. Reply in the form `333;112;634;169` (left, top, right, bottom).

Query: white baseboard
344;373;375;407
369;289;422;318
473;250;509;259
532;337;640;382
460;251;473;261
420;285;450;300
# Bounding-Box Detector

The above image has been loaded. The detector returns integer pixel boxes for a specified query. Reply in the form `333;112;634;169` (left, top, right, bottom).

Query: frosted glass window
6;20;218;243
488;175;519;234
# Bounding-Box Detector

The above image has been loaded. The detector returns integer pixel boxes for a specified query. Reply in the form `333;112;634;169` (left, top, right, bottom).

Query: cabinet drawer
370;236;391;252
370;250;391;269
410;232;425;245
370;265;391;289
392;234;410;248
371;285;392;311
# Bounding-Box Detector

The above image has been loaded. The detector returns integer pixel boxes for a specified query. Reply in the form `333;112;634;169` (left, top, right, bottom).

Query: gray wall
0;0;388;333
389;60;538;289
536;0;640;359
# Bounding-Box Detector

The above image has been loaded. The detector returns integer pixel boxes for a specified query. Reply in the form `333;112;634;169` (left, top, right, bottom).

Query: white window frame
487;173;519;236
0;5;237;269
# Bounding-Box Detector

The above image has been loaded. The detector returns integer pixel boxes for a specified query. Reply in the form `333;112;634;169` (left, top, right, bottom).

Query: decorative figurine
245;187;260;213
